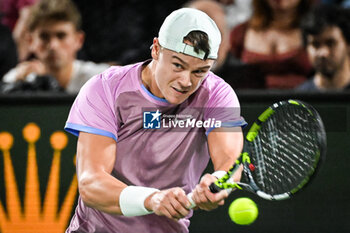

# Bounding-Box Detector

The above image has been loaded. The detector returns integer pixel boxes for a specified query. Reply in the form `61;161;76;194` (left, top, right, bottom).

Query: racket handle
186;183;226;209
187;192;196;209
209;183;222;193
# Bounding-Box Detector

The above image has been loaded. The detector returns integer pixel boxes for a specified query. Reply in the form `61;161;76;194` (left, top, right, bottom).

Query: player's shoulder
79;62;143;96
198;72;240;108
201;71;235;94
74;60;110;73
91;62;142;89
100;62;141;83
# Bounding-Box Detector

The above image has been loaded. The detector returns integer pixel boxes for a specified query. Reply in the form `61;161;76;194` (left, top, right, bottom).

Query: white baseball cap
158;8;221;60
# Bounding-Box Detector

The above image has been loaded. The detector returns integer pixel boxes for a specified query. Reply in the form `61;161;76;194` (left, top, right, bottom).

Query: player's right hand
145;187;191;221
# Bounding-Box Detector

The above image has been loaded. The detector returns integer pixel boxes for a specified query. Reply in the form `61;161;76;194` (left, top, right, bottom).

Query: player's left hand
191;173;228;211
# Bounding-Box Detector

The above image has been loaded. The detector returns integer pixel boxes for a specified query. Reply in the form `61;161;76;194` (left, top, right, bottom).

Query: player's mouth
172;86;189;94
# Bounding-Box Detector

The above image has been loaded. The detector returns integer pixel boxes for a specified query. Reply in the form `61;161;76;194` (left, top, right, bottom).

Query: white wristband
211;170;227;179
119;186;159;217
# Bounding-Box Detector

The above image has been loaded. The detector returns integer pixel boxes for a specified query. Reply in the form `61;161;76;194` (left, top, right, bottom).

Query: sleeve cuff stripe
64;122;118;142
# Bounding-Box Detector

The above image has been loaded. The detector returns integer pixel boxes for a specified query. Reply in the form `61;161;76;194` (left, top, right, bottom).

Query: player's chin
166;95;189;105
165;87;193;104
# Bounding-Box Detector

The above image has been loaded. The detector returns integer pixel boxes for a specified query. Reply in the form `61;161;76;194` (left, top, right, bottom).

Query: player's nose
177;72;192;89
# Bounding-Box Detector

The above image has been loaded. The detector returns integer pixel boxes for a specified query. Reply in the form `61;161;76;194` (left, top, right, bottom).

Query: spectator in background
229;0;314;89
72;0;188;65
0;23;18;80
224;0;253;30
343;0;350;7
1;0;109;94
321;0;350;7
185;0;229;71
0;0;38;61
0;0;36;31
12;1;37;61
297;4;350;90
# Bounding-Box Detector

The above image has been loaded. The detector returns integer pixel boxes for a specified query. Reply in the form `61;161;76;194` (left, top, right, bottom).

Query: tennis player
64;8;246;233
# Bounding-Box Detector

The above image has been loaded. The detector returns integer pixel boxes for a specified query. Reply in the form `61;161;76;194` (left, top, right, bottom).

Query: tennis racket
188;99;326;206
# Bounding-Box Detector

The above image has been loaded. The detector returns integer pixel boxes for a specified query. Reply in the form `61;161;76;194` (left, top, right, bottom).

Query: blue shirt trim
64;122;118;142
206;119;248;136
141;84;169;103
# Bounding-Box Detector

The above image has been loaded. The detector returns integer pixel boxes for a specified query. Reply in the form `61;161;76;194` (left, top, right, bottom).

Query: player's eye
192;69;207;78
173;63;184;70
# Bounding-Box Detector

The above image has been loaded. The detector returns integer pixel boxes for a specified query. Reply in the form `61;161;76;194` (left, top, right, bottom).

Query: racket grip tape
209;183;222;193
187;193;196;209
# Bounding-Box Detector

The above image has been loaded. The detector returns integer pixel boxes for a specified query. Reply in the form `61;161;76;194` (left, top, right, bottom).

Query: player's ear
151;37;161;60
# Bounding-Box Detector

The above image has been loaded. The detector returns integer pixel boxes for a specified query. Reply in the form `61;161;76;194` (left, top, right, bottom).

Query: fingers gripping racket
188;99;326;206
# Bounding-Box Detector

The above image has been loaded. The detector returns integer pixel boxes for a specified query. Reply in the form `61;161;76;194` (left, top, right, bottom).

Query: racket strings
249;104;321;195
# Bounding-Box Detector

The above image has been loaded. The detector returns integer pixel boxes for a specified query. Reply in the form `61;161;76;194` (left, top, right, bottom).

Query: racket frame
210;99;326;201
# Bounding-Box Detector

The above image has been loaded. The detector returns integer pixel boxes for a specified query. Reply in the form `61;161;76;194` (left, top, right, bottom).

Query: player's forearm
212;153;238;171
78;171;127;215
208;129;244;172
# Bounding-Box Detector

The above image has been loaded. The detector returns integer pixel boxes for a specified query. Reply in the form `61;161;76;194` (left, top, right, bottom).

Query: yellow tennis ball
228;197;258;225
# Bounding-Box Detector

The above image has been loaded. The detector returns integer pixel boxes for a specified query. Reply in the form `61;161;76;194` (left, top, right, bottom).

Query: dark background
0;91;349;233
73;0;188;65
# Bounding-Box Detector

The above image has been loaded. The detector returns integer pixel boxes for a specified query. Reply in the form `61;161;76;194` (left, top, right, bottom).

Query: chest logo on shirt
143;110;162;129
143;109;222;130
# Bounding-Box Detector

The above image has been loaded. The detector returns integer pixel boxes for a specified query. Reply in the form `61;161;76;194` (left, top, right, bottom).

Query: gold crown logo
0;123;78;233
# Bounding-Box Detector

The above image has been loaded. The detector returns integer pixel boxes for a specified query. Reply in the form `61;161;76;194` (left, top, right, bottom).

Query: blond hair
28;0;82;32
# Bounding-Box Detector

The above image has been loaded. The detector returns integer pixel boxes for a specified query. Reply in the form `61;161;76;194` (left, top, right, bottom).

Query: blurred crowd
0;0;349;93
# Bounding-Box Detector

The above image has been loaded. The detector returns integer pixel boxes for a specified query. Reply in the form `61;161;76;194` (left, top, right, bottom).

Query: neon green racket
189;99;326;205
